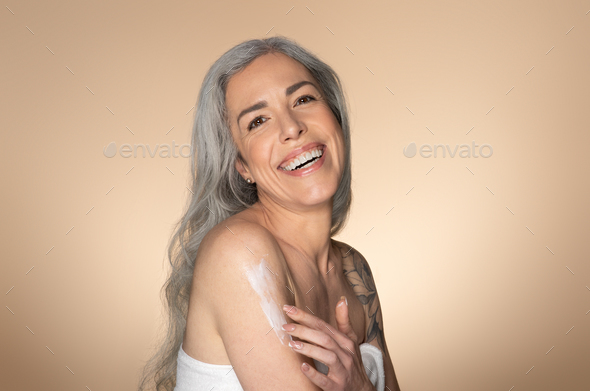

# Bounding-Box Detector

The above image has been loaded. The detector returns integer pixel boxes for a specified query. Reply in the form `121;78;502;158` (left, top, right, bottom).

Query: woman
137;36;401;391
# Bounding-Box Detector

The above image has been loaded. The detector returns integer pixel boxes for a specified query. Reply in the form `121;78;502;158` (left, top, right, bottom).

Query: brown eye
247;95;316;131
296;95;315;105
248;116;266;131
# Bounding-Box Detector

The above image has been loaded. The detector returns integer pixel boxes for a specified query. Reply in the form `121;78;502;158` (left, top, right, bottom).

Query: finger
288;339;345;376
283;305;354;364
300;361;334;390
283;322;342;358
283;305;350;347
335;296;357;342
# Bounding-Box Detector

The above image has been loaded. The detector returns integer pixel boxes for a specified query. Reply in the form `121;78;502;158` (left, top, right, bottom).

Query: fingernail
302;362;310;371
283;304;297;314
289;340;302;349
338;295;348;307
282;324;295;332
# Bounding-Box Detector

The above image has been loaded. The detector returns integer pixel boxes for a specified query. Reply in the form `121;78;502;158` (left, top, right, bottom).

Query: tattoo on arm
335;242;385;353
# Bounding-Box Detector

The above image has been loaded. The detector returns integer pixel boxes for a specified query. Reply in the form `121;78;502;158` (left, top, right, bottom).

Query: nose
279;111;307;142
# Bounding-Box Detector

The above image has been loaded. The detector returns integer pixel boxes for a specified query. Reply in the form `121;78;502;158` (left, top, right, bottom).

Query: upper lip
278;142;325;168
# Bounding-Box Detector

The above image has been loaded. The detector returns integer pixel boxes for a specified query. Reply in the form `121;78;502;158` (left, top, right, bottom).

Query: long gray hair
137;35;353;391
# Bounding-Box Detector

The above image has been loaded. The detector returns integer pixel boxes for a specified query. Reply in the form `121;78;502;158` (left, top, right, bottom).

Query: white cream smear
244;256;293;346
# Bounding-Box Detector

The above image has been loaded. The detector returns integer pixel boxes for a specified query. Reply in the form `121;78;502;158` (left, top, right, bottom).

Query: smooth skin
182;52;401;390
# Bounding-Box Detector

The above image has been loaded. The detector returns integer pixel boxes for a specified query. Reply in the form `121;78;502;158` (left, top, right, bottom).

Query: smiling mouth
279;145;325;172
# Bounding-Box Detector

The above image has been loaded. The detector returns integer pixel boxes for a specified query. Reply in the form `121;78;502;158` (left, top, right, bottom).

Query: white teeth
299;159;317;170
281;147;324;171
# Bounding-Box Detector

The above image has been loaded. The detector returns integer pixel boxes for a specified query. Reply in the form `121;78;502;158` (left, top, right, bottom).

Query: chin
299;184;339;206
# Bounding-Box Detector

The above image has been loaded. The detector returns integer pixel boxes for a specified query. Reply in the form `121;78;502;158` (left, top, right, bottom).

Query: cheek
331;127;346;168
246;137;275;172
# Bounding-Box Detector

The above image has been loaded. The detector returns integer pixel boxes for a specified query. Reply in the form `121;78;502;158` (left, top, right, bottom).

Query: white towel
174;343;243;391
360;343;385;391
174;342;384;391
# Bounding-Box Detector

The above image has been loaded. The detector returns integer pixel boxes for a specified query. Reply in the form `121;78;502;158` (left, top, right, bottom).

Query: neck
250;194;335;275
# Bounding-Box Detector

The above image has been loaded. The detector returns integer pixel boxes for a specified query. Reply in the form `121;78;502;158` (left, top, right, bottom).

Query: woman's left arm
337;242;402;391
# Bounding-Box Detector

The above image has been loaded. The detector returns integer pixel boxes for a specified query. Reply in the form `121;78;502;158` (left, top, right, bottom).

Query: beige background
1;0;589;390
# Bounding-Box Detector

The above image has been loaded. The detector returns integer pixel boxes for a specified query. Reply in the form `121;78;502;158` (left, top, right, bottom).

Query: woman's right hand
282;297;376;391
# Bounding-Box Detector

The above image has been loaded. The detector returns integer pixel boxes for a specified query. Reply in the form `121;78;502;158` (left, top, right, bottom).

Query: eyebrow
236;80;318;128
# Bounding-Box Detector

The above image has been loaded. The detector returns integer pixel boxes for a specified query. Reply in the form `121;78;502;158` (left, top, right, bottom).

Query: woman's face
225;52;346;210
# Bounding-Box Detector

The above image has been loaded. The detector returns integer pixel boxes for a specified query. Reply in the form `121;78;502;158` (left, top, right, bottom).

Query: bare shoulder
331;240;384;351
199;216;281;263
194;216;290;312
192;217;321;390
331;239;376;293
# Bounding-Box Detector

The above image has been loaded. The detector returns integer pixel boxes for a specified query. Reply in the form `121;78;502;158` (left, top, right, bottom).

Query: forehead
225;52;315;113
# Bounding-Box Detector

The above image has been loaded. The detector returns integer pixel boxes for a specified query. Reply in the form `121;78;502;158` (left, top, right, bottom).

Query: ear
235;156;250;178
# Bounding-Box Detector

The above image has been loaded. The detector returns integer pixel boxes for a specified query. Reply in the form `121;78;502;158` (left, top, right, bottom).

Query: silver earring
246;178;252;183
